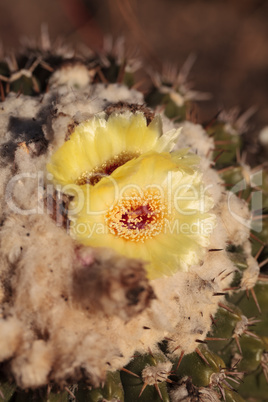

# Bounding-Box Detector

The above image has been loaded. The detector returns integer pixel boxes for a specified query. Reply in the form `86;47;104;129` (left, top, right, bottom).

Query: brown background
1;0;268;161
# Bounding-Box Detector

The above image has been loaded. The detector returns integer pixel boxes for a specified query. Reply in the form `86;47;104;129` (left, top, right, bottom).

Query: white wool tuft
11;340;53;388
0;318;23;361
175;121;214;158
215;192;250;246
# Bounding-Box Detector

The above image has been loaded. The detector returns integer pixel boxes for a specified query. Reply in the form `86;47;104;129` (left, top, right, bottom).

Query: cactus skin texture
0;34;267;402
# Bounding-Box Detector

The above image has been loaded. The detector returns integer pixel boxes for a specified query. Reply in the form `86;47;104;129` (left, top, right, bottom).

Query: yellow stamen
105;190;167;242
76;151;139;186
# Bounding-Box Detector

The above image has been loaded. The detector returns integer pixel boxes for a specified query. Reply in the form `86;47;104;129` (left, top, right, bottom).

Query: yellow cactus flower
47;112;180;189
69;151;216;279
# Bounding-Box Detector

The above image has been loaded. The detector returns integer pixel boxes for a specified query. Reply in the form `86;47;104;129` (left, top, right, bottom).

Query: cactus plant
0;32;267;402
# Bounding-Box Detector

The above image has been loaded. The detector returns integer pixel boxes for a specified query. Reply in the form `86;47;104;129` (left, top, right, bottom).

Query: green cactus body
120;354;170;402
76;372;124;402
208;122;242;168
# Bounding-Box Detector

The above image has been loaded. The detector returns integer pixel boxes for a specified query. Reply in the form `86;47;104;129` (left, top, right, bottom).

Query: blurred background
1;0;268;154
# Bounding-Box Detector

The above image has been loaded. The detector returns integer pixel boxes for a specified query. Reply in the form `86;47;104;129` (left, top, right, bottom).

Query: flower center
105;190;166;242
76;151;139;186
